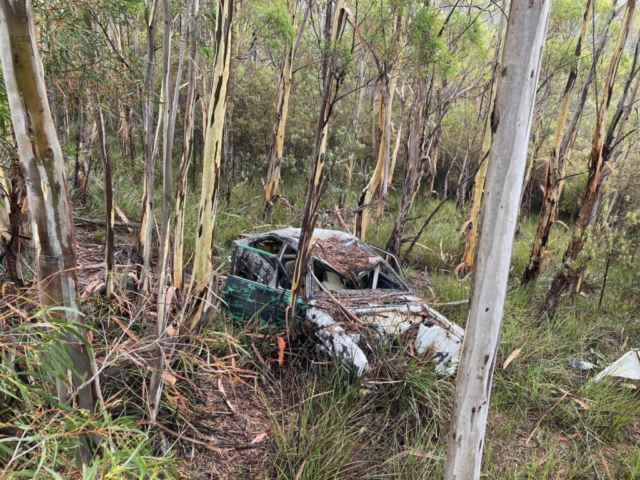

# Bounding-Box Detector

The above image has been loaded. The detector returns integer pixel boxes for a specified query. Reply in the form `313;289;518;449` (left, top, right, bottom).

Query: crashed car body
221;228;464;376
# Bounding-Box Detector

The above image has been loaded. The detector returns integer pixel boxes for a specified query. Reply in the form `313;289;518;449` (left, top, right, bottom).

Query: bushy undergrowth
0;302;173;479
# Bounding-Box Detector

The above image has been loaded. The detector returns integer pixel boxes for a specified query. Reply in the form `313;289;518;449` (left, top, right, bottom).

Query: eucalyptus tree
543;0;635;316
185;0;234;333
456;2;505;276
354;0;406;240
97;105;115;298
444;1;551;477
138;0;160;300
523;0;609;283
289;0;352;327
386;2;489;259
174;0;199;292
262;0;307;219
0;0;102;465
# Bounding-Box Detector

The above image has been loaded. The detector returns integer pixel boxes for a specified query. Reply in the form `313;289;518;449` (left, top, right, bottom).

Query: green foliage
409;7;453;77
0;306;172;478
0;75;9;135
249;0;295;56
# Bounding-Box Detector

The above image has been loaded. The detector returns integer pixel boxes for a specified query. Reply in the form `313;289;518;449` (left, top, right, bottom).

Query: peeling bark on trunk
456;12;505;276
138;0;159;300
97;106;115;298
522;0;594;284
355;73;395;240
444;2;551;478
185;0;233;334
543;0;634;317
289;0;351;330
263;0;303;219
173;0;199;292
0;157;26;287
590;38;640;226
0;0;102;465
455;59;500;277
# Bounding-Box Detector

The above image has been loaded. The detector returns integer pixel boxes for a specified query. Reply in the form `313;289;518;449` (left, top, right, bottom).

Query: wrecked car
221;228;464;376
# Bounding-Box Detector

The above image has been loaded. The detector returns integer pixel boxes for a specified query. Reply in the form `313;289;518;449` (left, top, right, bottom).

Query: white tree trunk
0;0;102;466
444;1;551;478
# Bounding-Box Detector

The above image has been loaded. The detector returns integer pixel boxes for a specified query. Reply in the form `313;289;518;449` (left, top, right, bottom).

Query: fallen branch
430;299;469;307
154;422;267;451
311;273;363;325
333;205;350;232
75;217;140;228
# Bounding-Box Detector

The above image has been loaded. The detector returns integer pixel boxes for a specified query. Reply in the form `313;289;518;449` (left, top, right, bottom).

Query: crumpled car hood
308;290;464;375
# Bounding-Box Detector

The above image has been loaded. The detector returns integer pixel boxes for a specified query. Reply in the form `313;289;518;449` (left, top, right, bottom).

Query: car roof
248;228;382;273
260;228;356;245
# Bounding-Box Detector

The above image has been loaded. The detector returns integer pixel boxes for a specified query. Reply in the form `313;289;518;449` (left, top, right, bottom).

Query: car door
222;241;305;326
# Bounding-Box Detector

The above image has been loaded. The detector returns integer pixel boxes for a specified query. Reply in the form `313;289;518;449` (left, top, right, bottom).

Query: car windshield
309;235;407;292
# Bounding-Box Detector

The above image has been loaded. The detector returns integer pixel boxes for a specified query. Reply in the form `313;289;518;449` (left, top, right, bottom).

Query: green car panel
221;274;306;327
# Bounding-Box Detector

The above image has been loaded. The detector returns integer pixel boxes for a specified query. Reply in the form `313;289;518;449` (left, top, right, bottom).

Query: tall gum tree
522;0;594;284
173;0;199;292
262;0;305;220
185;0;233;334
543;0;635;316
0;0;102;465
354;3;405;240
288;0;351;328
455;8;505;277
138;0;159;301
444;0;551;478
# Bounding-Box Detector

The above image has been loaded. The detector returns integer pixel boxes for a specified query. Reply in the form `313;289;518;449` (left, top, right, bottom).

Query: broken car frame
221;228;464;376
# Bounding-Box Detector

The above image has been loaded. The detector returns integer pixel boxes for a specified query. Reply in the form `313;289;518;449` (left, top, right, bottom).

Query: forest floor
68;175;640;480
2;172;639;479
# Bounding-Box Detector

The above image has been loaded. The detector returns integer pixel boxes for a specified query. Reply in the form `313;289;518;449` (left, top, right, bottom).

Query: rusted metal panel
221;275;306;326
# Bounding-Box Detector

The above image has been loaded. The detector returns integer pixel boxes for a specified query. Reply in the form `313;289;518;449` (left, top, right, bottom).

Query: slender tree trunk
119;102;135;162
263;0;303;219
138;0;159;300
289;0;351;329
97;106;115;298
173;0;199;292
74;106;97;199
184;0;233;334
355;72;396;239
543;0;635;316
386;83;427;257
148;0;182;421
444;2;551;478
456;13;505;276
522;0;593;284
590;38;640;225
0;0;102;465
